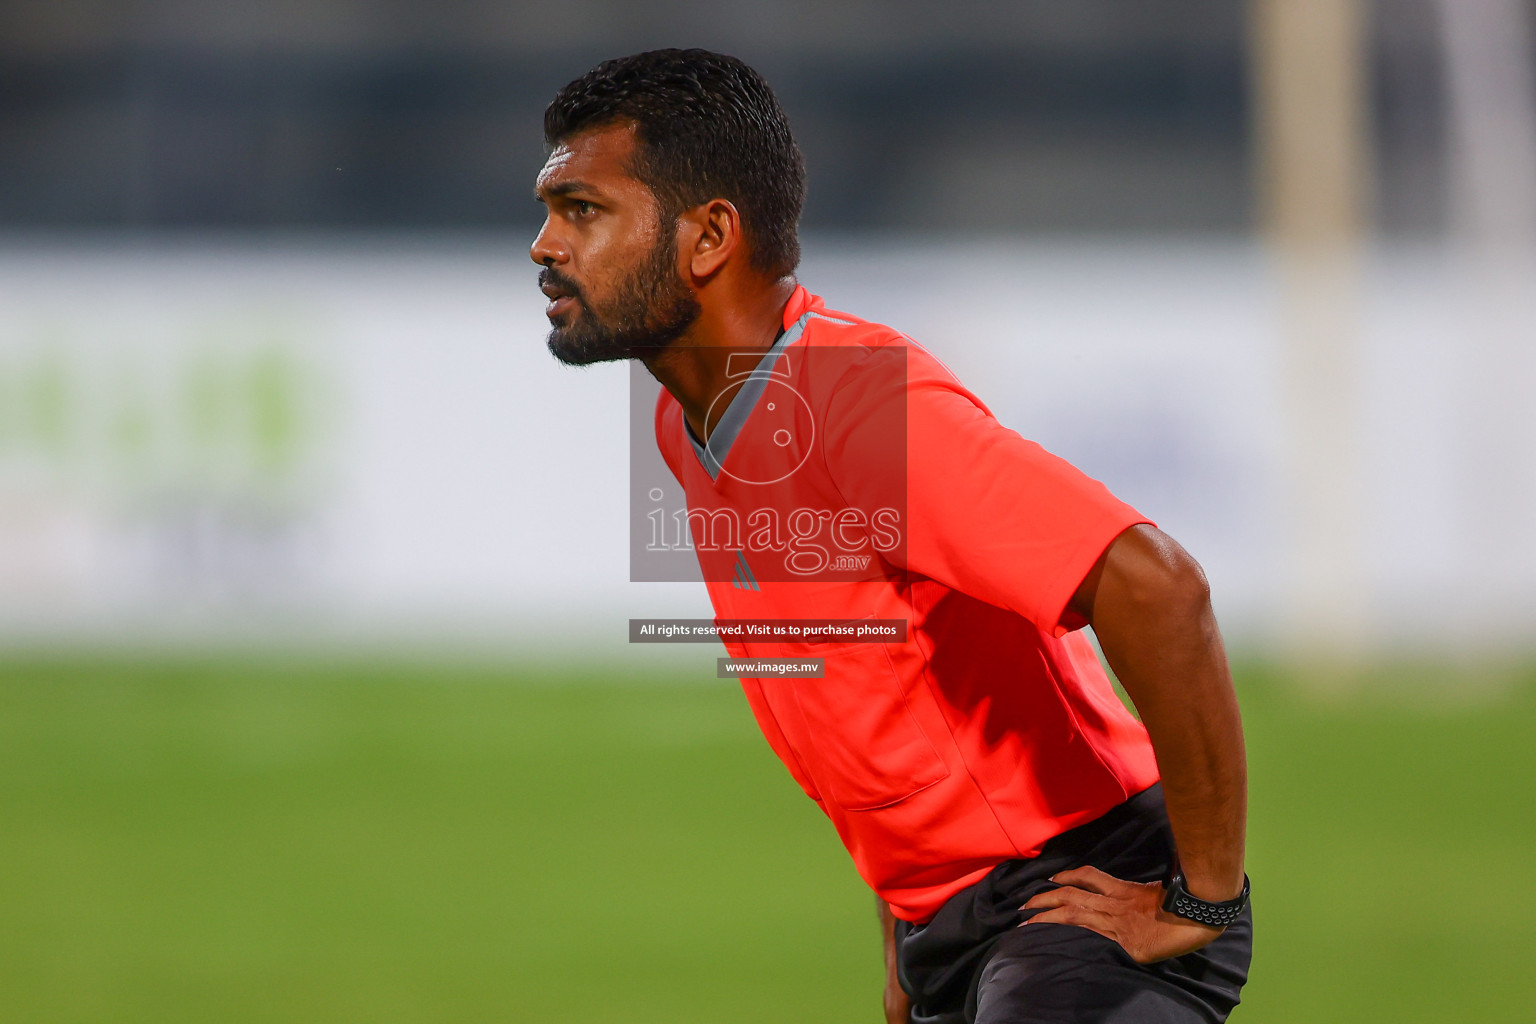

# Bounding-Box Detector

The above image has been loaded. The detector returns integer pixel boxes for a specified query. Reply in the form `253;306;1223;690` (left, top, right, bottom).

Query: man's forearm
879;897;898;970
878;898;910;1023
1086;526;1247;901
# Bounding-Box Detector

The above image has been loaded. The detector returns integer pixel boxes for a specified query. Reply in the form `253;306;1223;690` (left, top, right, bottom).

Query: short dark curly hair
544;49;806;279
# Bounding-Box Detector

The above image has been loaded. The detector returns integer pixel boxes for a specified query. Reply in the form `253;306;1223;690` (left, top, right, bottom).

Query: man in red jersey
533;49;1251;1024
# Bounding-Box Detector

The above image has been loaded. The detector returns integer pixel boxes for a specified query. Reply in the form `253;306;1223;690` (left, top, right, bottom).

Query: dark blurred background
0;0;1450;234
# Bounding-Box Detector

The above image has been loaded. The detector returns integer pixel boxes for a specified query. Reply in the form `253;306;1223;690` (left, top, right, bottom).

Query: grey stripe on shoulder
807;311;856;326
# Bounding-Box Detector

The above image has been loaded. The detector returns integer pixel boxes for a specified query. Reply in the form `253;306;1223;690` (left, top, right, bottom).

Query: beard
543;230;701;366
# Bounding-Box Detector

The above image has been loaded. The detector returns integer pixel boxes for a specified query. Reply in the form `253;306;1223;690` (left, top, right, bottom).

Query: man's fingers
1049;865;1127;896
1023;904;1118;940
1021;885;1112;915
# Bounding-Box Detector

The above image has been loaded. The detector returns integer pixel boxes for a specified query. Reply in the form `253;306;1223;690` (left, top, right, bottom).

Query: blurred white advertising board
0;236;1531;655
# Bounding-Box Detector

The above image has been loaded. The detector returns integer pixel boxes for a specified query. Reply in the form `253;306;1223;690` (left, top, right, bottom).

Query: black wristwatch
1161;864;1250;929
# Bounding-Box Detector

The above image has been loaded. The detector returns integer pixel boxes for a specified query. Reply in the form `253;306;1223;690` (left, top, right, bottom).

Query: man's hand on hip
1021;865;1223;964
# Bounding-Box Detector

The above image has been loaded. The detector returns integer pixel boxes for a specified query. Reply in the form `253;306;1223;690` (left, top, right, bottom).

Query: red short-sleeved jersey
654;286;1159;923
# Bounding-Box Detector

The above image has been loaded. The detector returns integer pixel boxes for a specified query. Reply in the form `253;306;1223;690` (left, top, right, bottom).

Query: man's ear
680;199;742;279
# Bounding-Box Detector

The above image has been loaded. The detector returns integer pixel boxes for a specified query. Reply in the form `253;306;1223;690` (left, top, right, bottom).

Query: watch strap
1161;870;1250;929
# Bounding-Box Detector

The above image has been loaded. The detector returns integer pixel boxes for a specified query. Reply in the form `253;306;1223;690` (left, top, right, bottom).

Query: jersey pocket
780;638;949;811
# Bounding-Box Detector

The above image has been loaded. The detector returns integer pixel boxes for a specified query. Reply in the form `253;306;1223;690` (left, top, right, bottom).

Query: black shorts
894;785;1252;1024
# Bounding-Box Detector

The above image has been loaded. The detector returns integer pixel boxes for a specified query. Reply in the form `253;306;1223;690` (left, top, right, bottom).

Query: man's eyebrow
535;180;604;201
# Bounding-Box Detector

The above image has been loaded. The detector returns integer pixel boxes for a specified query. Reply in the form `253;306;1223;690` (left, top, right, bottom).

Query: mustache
538;266;585;302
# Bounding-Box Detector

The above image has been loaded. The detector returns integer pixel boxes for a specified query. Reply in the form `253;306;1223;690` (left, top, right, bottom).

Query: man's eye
575;200;595;216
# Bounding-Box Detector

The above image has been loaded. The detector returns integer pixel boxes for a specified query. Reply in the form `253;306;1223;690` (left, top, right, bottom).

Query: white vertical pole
1250;0;1374;656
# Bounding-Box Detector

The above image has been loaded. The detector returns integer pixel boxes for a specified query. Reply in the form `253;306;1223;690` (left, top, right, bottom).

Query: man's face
531;123;699;365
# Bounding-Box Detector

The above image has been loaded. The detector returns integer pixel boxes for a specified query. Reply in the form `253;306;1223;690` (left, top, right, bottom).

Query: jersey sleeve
825;355;1151;637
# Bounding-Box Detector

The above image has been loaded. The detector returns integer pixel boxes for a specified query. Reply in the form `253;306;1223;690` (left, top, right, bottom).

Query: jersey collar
684;319;796;480
782;283;816;330
683;285;831;481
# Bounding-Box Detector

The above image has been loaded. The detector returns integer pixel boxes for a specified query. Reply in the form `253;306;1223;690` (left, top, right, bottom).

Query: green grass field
1;654;1532;1022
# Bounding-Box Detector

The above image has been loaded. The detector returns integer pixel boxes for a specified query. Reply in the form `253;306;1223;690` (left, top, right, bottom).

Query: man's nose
530;218;567;267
